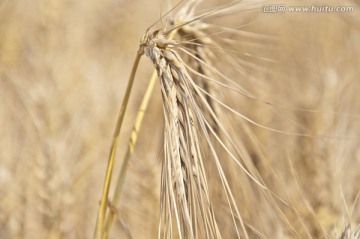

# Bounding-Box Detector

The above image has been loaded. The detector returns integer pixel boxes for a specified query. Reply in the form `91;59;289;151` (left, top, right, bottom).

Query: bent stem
102;30;178;238
103;71;158;239
94;50;142;239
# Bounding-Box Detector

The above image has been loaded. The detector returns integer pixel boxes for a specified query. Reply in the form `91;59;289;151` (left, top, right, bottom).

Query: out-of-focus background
0;0;359;238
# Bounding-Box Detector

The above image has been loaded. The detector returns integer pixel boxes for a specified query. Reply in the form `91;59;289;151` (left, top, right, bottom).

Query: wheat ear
141;30;222;238
97;1;279;238
338;225;360;239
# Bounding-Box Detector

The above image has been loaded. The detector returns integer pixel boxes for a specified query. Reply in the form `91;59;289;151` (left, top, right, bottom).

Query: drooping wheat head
141;28;223;238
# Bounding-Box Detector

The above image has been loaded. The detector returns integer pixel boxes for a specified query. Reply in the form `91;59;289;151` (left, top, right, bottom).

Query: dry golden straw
2;0;359;239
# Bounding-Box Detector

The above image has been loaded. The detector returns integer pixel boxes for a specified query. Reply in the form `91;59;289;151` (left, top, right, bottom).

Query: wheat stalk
94;51;142;239
93;1;360;239
94;2;235;237
95;1;281;238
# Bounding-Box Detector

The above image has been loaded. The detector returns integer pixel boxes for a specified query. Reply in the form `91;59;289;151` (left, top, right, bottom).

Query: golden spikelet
142;30;221;238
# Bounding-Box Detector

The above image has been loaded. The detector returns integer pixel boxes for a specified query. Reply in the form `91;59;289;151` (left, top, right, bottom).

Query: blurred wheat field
1;0;360;238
